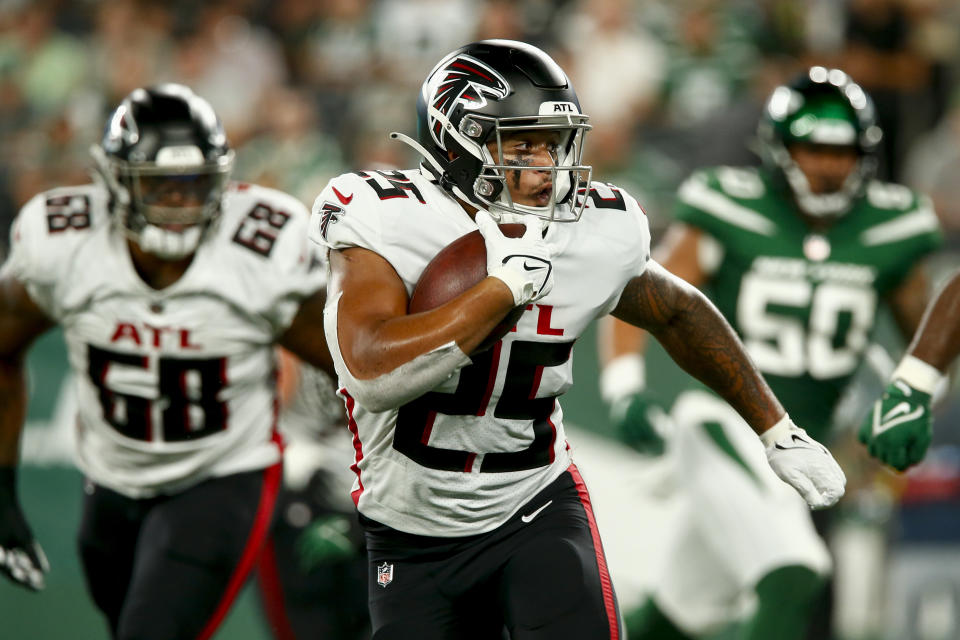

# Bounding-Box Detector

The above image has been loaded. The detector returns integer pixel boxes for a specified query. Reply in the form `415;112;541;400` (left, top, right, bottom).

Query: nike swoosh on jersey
523;261;543;271
521;499;553;523
332;186;354;205
873;402;924;436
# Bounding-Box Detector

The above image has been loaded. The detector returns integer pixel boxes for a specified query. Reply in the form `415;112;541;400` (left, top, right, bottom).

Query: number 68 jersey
2;181;324;498
312;168;651;537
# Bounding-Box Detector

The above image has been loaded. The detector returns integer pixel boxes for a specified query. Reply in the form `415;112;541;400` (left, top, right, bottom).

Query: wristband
760;414;793;448
600;354;646;404
893;355;945;395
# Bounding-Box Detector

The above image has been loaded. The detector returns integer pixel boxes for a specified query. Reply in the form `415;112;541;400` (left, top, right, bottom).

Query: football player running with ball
601;67;941;640
311;40;844;640
861;267;960;471
0;85;334;639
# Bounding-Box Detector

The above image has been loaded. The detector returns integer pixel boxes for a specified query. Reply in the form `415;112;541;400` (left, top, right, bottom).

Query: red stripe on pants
255;539;298;640
568;463;620;640
196;460;283;640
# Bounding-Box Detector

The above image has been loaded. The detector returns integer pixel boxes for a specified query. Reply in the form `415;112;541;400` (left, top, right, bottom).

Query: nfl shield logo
377;562;394;588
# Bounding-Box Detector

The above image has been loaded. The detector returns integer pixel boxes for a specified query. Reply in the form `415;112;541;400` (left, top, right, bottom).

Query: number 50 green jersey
675;166;942;440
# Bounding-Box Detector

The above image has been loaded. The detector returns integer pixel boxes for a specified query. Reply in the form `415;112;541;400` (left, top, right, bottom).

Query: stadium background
1;0;959;638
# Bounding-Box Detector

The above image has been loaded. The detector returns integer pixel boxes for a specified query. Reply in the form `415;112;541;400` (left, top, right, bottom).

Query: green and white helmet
758;66;883;219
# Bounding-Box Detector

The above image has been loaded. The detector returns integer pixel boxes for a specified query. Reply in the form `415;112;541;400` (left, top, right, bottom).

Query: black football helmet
91;84;235;259
392;39;592;222
757;66;882;219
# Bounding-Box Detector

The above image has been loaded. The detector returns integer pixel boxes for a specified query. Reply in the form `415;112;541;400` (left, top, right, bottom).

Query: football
409;223;527;353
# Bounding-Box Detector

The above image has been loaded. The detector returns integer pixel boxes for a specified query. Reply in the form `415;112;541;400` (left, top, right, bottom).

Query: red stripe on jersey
478;341;502;416
529;364;544;400
568;463;620;640
343;389;366;506
422;411;437;445
254;539;297;640
547;402;558;463
221;358;231;431
464;452;477;473
197;451;283;640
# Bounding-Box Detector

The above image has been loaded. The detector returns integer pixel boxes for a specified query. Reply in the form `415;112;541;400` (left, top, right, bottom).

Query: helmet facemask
463;112;592;223
94;145;234;259
768;139;874;219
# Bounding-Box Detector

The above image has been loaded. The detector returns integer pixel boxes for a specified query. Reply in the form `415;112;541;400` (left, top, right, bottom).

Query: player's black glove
0;467;48;591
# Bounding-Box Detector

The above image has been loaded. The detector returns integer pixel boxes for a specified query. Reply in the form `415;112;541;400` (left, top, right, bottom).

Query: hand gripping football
409;223;526;353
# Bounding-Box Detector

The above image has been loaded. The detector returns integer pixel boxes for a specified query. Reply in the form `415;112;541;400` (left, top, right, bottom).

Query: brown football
409;223;526;353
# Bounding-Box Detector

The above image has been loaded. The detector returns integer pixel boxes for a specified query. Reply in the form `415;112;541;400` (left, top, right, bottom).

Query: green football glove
859;380;932;472
296;513;359;571
610;391;672;456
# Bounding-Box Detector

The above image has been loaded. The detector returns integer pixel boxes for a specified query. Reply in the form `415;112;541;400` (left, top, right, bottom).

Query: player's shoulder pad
580;180;652;266
310;169;426;252
681;166;766;200
675;166;778;237
859;180;941;247
218;182;315;271
4;183;108;285
579;180;647;216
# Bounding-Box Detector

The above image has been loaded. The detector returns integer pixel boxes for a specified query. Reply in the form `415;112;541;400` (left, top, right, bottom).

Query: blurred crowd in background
3;1;960;638
3;0;960;249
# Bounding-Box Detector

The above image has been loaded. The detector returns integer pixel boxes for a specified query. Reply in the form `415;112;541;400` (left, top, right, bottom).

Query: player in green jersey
599;67;942;640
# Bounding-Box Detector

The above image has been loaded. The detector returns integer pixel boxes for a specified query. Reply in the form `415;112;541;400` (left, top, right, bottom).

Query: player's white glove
760;416;846;510
476;211;554;306
0;468;49;591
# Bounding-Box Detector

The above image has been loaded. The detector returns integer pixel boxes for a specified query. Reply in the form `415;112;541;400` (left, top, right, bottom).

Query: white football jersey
3;181;324;498
311;168;651;536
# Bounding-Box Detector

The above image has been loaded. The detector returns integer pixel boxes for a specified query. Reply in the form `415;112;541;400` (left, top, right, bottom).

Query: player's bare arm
0;277;54;466
909;268;960;371
278;289;337;378
887;262;932;342
329;246;517;379
611;261;783;434
0;275;53;591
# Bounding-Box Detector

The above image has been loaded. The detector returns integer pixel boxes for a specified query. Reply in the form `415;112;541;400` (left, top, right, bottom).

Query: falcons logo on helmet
424;54;510;148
